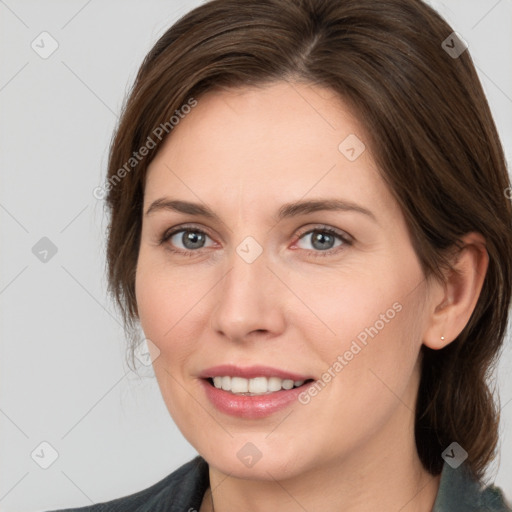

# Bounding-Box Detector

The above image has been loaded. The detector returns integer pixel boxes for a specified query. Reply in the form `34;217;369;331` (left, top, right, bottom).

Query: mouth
204;376;315;396
198;364;317;418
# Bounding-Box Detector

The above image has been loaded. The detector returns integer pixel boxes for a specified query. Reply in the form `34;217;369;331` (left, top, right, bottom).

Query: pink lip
199;364;313;381
198;365;316;419
199;379;315;419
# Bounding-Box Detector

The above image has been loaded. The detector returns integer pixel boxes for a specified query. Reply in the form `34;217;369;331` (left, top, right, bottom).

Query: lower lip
200;379;314;419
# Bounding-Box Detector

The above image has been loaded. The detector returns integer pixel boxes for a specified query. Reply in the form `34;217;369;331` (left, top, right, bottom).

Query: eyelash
159;224;353;258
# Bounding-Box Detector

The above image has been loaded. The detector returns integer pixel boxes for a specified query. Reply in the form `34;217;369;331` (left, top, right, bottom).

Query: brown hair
103;0;512;480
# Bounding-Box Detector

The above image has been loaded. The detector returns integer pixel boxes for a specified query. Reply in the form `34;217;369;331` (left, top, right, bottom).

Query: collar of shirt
50;455;509;512
173;456;511;512
432;461;511;511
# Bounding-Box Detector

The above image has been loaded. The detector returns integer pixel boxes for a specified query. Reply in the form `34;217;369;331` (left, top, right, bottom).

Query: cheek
135;268;169;343
333;295;423;418
300;262;425;398
292;268;404;355
134;258;208;430
135;254;178;353
134;254;213;365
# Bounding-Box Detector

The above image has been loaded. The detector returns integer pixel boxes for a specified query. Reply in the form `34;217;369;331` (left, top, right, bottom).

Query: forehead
143;81;399;223
157;81;361;157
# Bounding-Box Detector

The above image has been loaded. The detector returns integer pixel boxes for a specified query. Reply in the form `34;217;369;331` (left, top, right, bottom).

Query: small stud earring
440;336;445;341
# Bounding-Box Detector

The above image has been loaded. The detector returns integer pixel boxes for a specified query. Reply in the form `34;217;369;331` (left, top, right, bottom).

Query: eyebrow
145;198;377;223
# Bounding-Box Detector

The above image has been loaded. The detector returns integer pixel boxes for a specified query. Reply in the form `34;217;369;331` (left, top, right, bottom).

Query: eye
294;226;352;257
160;226;216;255
159;224;352;258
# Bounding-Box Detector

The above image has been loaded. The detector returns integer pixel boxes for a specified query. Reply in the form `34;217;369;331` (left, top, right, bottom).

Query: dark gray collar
432;461;510;511
179;456;511;512
45;455;511;511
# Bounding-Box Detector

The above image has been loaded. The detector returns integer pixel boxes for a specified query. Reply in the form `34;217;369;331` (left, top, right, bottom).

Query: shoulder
45;455;209;512
433;461;512;512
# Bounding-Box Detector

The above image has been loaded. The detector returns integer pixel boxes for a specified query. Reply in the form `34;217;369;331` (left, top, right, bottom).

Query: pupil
184;231;204;249
313;231;333;250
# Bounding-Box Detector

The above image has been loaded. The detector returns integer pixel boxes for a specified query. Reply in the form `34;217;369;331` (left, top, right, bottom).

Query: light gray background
1;1;511;511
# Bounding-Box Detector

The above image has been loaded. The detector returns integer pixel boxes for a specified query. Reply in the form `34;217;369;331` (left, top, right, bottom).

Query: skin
135;81;488;512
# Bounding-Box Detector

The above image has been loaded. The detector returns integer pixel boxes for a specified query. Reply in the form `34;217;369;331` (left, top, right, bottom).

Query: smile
209;376;310;395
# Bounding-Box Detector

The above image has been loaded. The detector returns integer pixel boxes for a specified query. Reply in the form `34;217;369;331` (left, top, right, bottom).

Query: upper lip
199;364;314;381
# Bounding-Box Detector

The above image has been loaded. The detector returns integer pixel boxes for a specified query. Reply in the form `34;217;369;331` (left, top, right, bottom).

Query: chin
197;435;319;481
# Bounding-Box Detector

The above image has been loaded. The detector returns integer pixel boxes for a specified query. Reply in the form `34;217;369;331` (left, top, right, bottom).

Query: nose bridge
222;236;269;312
210;235;282;339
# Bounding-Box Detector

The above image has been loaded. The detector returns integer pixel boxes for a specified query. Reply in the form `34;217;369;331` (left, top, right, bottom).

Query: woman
50;0;512;510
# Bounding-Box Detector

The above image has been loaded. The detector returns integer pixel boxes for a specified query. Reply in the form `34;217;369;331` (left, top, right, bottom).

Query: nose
209;241;286;343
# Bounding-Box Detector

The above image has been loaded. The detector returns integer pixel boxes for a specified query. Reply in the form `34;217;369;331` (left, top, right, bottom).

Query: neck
202;443;440;511
200;406;440;512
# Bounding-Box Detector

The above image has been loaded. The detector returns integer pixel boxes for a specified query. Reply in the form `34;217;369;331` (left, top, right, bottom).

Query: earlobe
422;232;488;350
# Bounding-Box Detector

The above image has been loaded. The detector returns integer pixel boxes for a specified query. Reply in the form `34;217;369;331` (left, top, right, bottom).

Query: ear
422;232;489;350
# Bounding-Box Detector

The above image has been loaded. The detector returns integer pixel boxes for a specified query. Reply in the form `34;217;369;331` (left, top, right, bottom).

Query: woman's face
135;81;433;479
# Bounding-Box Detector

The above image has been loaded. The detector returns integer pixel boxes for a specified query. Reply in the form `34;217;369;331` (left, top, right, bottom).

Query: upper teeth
212;376;305;395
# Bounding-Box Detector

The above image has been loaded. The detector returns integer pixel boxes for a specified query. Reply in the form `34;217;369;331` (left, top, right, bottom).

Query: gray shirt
47;456;511;512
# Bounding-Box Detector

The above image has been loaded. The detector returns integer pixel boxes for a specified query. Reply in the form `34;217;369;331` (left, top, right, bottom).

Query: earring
440;336;445;341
